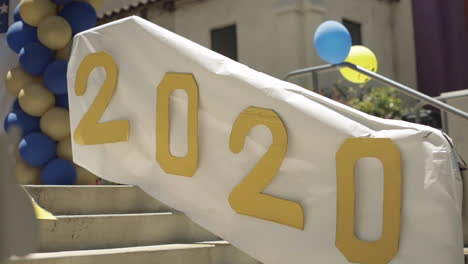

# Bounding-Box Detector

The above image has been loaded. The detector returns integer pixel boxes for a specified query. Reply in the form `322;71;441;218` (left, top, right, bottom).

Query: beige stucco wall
104;0;418;90
170;0;288;78
390;0;417;89
442;90;468;162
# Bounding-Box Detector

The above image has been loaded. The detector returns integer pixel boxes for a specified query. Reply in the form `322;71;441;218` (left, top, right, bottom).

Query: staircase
8;185;260;264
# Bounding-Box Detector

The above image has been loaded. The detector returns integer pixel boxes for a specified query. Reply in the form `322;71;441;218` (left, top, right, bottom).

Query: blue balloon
314;21;352;64
14;4;22;22
60;2;97;35
19;42;54;76
3;109;40;135
19;132;57;167
53;0;74;4
12;99;21;110
42;158;77;185
44;60;68;95
56;94;69;109
6;21;38;54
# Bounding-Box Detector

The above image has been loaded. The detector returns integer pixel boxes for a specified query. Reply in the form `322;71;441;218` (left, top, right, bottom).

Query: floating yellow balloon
20;0;57;27
40;107;70;141
15;159;41;185
38;16;72;50
56;41;71;60
18;83;55;117
339;45;378;84
5;66;41;96
57;137;72;160
75;165;99;185
79;0;104;10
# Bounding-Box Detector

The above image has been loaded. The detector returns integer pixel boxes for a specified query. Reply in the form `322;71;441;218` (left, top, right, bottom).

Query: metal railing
414;90;468;133
284;62;468;129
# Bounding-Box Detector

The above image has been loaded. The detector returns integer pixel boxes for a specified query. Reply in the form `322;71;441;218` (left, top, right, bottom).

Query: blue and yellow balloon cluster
3;0;102;185
313;20;378;84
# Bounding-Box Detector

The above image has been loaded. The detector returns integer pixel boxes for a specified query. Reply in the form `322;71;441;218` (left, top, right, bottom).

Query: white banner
68;16;463;264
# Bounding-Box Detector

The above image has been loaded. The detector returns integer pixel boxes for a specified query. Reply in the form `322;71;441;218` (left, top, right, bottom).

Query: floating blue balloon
14;4;22;22
42;158;77;185
44;60;68;95
53;0;74;4
6;21;38;54
19;42;54;76
3;109;40;135
314;21;352;64
60;2;97;35
56;94;69;109
19;132;57;167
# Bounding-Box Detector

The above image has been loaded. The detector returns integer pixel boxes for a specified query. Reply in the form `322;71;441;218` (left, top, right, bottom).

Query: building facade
98;0;418;91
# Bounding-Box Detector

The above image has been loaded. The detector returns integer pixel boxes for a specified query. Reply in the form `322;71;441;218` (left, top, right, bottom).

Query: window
211;24;238;61
343;19;362;45
140;7;148;19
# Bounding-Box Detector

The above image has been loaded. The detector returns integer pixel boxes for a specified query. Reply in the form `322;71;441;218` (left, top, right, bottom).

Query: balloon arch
4;0;103;185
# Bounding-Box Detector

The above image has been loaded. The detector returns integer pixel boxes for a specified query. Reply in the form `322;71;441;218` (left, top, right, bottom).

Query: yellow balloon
56;41;71;60
79;0;104;10
18;83;55;117
38;16;72;50
75;165;99;185
15;159;41;185
5;66;41;96
340;45;378;84
20;0;57;26
57;137;72;160
40;107;70;141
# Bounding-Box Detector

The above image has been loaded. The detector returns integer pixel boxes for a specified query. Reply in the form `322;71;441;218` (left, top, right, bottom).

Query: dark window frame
210;24;238;61
343;19;363;46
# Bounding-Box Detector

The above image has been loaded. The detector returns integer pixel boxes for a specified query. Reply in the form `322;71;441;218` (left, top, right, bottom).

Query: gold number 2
229;107;304;230
74;52;130;145
156;73;199;177
336;138;401;264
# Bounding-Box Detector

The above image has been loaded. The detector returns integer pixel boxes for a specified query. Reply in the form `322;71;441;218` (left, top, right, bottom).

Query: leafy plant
348;87;405;119
320;81;411;119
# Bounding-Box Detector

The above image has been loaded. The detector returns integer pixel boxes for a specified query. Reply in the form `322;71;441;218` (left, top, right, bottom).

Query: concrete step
38;213;219;252
10;242;261;264
24;185;172;215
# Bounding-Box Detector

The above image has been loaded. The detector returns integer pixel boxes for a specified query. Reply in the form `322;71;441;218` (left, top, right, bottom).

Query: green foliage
348;87;404;119
323;81;411;119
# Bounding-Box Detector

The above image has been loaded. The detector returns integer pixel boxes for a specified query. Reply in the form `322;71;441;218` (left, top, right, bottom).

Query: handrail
413;90;468;131
415;90;468;115
283;62;468;122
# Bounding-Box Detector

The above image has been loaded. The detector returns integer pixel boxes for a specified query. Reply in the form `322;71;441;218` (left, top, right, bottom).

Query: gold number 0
336;138;401;264
229;107;304;230
74;52;130;145
156;73;199;177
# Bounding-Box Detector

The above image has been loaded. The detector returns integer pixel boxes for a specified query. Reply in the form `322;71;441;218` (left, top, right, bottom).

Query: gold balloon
75;165;98;185
340;45;378;84
5;66;41;96
57;137;72;160
40;107;70;141
20;0;57;26
38;16;72;50
15;159;41;185
18;83;55;117
79;0;103;10
56;41;71;60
